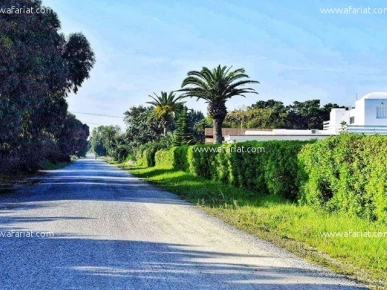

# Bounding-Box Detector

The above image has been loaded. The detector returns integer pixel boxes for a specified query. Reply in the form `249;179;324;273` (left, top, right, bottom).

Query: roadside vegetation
90;61;387;287
0;0;94;174
3;2;383;287
107;134;387;289
116;155;386;289
90;64;344;168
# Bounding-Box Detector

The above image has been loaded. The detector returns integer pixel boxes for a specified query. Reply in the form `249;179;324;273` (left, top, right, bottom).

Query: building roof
362;92;387;99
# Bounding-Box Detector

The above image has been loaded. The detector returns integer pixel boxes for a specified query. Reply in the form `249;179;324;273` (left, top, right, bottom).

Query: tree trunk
213;118;224;144
163;125;167;137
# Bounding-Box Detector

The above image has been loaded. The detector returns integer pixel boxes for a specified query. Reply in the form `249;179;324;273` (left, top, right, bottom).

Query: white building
324;92;387;134
224;129;331;143
225;92;387;143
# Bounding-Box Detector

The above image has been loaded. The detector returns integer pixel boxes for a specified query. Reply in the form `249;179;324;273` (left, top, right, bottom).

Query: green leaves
155;140;309;201
63;33;96;94
298;134;387;222
0;0;94;172
146;91;185;136
179;65;259;103
178;65;259;143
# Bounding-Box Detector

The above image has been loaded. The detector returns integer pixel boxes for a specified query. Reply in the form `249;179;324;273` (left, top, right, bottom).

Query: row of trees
91;65;259;161
91;65;345;163
90;104;206;162
0;0;95;172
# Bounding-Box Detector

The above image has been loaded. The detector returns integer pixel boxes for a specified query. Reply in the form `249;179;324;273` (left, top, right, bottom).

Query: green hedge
298;134;387;222
135;141;168;167
155;141;311;200
173;146;190;172
136;149;154;167
155;149;174;169
152;135;387;221
188;141;310;200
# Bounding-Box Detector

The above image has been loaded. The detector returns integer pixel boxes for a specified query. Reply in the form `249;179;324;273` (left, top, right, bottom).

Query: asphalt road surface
0;158;366;289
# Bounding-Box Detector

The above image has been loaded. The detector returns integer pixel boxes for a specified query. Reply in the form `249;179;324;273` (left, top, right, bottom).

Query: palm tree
178;65;259;144
146;91;185;136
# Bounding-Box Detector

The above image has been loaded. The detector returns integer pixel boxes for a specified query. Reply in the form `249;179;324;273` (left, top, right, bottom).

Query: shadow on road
0;158;187;206
0;235;365;290
0;158;367;289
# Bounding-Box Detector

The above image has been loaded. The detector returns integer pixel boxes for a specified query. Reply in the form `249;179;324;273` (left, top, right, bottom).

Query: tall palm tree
178;65;259;144
146;91;185;136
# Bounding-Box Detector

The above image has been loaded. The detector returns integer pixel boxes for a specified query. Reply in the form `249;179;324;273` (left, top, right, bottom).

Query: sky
43;0;387;131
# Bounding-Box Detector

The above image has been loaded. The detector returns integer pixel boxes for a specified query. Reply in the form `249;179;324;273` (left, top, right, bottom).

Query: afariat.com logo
0;6;53;15
0;231;55;238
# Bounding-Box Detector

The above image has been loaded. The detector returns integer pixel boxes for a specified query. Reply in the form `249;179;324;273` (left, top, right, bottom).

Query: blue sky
43;0;387;130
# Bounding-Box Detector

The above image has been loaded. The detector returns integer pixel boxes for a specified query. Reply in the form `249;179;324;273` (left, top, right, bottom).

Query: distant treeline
90;98;345;166
0;0;95;173
224;99;344;130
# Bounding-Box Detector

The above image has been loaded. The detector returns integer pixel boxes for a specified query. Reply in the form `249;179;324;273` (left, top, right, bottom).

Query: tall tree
0;0;95;172
124;106;162;146
90;126;121;157
57;114;90;159
146;91;185;136
173;108;192;146
179;65;259;143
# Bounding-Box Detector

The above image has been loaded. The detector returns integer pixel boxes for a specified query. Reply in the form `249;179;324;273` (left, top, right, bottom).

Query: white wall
364;99;387;125
225;135;331;143
329;109;350;130
352;98;365;125
245;129;320;135
328;97;387;128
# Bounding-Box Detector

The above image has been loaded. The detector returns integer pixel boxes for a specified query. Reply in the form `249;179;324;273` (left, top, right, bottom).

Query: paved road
0;158;366;289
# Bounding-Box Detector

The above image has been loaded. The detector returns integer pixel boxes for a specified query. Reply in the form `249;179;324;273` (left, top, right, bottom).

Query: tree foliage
173;108;192;146
146;91;185;136
224;99;344;130
0;0;95;172
179;65;259;143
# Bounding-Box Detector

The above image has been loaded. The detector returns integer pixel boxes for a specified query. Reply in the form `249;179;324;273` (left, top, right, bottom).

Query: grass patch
117;163;386;289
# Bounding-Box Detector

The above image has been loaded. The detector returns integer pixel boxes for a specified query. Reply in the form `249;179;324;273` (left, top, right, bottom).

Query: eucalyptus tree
0;0;95;171
178;65;259;143
146;91;185;136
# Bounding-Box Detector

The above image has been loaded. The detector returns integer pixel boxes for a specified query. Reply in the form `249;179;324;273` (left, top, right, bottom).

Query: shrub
135;141;169;167
264;141;308;200
298;134;387;221
151;135;387;221
154;140;310;200
136;149;154;167
155;150;174;169
173;146;190;171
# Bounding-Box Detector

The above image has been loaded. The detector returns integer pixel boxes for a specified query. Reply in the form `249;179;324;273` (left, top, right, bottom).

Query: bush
135;142;166;167
154;140;310;200
155;150;174;169
173;146;190;171
151;135;387;221
298;134;387;221
136;149;154;167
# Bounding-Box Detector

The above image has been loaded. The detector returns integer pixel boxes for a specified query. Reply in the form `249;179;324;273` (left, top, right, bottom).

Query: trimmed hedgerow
136;149;154;167
173;146;190;172
155;140;311;200
298;134;387;222
155;149;174;169
153;135;387;221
